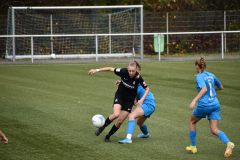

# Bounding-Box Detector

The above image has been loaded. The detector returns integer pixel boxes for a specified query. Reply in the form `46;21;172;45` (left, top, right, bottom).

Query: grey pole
109;14;112;54
221;32;224;59
50;14;54;55
95;35;98;62
31;36;34;63
140;6;144;60
11;7;16;62
158;34;161;61
224;11;227;53
166;12;169;55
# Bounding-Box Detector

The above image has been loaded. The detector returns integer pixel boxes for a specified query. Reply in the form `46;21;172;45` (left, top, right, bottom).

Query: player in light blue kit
118;83;156;144
186;57;234;158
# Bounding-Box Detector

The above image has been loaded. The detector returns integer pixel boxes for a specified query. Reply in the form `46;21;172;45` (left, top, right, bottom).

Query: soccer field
0;60;239;160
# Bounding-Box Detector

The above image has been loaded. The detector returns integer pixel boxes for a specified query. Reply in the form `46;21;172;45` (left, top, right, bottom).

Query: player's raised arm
88;67;115;75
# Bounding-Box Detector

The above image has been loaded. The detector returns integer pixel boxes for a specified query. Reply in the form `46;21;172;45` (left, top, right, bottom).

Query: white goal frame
7;5;144;62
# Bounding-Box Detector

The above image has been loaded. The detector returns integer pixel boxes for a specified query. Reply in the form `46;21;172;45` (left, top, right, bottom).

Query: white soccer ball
92;114;105;128
50;53;56;59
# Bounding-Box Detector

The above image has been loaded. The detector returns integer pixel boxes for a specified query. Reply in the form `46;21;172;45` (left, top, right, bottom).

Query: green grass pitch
0;60;239;160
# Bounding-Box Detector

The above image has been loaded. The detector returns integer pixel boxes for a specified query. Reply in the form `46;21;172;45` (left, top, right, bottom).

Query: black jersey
114;68;147;100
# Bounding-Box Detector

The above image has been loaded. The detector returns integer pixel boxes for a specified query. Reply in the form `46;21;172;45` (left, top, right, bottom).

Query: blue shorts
142;103;155;118
192;105;221;120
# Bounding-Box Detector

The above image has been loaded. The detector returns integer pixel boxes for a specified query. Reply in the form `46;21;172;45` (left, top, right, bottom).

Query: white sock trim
126;134;132;139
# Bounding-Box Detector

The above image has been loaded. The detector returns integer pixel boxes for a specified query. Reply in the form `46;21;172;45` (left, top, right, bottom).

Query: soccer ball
92;114;105;128
50;53;56;59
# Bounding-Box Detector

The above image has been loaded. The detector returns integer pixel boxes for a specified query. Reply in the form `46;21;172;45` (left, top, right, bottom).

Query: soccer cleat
186;145;197;154
95;127;104;136
224;142;234;158
104;135;110;142
137;133;150;138
118;138;132;144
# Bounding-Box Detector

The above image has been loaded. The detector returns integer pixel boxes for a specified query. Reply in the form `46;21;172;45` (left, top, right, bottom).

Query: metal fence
144;10;240;32
1;31;239;63
0;10;240;59
144;10;240;55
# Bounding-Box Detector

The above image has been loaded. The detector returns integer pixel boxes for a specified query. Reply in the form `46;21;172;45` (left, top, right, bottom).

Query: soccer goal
6;5;143;62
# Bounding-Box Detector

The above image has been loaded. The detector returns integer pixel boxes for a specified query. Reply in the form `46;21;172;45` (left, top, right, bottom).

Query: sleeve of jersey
114;68;123;77
196;75;206;89
214;76;222;88
139;76;148;89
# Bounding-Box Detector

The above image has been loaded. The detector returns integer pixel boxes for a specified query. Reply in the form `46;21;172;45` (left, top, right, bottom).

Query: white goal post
6;5;144;61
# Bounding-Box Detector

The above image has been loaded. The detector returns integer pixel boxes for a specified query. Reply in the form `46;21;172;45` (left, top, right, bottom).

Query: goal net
6;6;143;61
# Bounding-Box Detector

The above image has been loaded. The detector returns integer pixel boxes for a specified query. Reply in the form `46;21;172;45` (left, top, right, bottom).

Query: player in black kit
88;60;149;142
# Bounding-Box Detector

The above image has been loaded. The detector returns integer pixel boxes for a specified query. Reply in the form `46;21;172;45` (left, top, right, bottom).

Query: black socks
106;124;119;138
103;117;113;128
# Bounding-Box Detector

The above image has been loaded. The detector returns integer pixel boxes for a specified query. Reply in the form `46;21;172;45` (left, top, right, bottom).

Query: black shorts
113;92;135;113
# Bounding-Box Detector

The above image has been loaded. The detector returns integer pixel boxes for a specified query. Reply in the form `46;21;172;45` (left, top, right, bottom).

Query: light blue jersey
137;84;156;118
193;71;222;120
195;71;221;107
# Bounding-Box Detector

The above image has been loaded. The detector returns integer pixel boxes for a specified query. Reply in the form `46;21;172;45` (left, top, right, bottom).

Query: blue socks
127;120;136;135
189;130;230;146
140;124;148;135
189;130;197;146
217;131;230;144
127;121;149;139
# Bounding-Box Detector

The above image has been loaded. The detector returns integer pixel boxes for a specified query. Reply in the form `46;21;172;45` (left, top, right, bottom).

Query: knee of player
128;113;135;120
210;128;219;135
116;119;124;126
117;117;126;124
112;113;120;119
190;120;196;125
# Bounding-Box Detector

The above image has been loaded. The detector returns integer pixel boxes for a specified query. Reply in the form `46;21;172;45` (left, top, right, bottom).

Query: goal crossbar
5;53;133;60
11;5;143;10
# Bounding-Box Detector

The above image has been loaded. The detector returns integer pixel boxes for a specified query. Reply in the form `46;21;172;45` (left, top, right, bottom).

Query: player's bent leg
129;106;144;120
137;116;150;138
115;110;129;128
137;103;156;139
189;115;200;131
209;120;221;136
118;107;144;144
128;107;145;138
105;110;129;142
95;104;121;136
186;115;200;154
109;104;122;120
209;120;234;158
